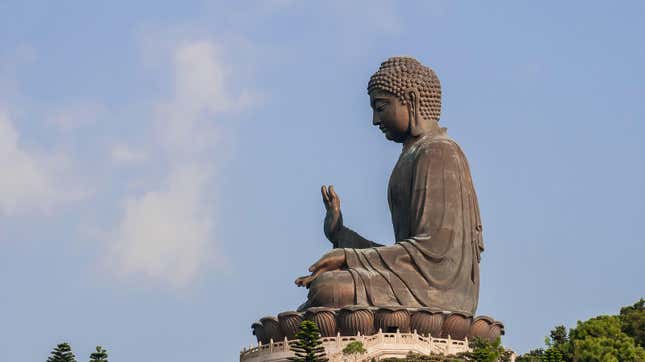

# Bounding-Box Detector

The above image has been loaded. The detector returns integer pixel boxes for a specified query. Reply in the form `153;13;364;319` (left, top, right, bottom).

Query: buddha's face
369;88;410;143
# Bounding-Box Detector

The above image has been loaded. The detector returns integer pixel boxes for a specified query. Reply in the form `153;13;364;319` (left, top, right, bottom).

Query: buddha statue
295;56;484;315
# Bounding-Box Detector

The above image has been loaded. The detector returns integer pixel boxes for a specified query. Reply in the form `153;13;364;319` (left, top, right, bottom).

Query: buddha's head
367;56;441;143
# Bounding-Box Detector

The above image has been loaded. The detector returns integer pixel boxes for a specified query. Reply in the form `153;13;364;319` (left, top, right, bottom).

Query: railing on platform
240;329;470;361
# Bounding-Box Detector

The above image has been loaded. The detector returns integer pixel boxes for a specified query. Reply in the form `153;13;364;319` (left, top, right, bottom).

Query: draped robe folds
309;129;484;315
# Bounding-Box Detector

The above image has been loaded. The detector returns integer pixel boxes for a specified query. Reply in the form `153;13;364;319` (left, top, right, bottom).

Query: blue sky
1;1;643;361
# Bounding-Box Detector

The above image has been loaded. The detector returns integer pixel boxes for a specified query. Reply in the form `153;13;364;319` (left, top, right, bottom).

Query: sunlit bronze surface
295;57;484;315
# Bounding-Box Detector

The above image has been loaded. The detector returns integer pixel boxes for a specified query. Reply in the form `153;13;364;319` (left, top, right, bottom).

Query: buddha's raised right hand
322;185;343;243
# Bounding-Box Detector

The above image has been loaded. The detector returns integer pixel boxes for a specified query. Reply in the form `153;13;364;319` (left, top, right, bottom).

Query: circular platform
240;329;472;362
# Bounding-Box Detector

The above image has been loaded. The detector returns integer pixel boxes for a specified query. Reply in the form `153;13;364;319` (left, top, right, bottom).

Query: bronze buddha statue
295;57;484;315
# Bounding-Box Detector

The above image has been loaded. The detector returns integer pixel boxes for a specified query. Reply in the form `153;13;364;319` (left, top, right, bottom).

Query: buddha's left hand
295;249;346;288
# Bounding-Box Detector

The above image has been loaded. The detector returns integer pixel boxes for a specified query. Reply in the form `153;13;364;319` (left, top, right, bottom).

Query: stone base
240;330;471;362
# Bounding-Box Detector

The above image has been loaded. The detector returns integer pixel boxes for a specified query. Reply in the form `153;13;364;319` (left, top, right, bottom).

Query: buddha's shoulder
407;140;467;172
401;135;461;166
416;132;462;155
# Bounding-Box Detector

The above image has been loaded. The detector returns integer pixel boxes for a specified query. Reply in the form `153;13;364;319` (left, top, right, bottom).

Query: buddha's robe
305;129;483;315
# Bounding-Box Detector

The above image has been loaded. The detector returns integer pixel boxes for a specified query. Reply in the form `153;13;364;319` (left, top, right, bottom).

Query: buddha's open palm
295;249;346;288
322;185;343;242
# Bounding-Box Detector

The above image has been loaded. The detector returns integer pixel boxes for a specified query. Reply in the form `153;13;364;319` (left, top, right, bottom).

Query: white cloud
155;41;256;155
174;42;230;114
106;40;249;287
0;110;85;215
0;40;250;286
108;166;214;287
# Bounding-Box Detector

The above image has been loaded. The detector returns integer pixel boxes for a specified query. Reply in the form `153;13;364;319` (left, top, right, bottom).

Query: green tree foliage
550;326;568;346
88;346;108;362
458;337;512;362
545;325;571;360
47;342;77;362
620;298;645;348
342;341;367;355
541;348;564;362
515;348;544;362
288;320;328;362
463;337;501;362
568;315;645;361
517;301;645;362
379;338;515;362
381;352;464;361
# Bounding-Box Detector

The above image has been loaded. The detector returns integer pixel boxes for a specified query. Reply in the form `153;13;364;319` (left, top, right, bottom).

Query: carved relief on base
250;306;504;343
374;307;411;333
442;312;473;340
338;305;374;336
259;316;284;342
277;311;303;340
303;307;337;337
410;308;444;337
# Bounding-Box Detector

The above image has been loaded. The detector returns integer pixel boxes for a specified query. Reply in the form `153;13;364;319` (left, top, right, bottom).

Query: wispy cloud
0;109;86;215
106;40;252;287
108;165;214;286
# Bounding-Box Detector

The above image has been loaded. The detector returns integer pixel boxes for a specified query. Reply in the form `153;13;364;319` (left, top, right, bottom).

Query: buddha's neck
403;121;442;149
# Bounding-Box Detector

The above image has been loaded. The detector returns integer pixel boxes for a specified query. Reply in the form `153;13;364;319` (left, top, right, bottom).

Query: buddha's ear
405;88;423;137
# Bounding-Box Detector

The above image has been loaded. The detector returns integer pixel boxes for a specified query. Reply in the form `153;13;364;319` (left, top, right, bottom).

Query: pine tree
88;346;108;362
545;325;571;360
542;348;564;362
549;326;568;346
47;342;77;362
288;320;328;362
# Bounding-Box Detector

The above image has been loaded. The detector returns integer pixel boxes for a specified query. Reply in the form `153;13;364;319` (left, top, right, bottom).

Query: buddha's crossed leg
297;270;356;311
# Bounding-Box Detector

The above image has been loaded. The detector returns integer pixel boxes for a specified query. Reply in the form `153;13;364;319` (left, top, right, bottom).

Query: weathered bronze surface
250;308;504;341
338;306;375;336
295;56;484;315
410;308;444;337
277;311;304;340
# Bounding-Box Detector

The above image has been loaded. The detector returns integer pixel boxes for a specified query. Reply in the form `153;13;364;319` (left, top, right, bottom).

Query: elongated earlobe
407;89;423;136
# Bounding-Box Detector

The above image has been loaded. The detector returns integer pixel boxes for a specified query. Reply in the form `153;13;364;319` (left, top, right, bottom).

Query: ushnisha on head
368;56;442;143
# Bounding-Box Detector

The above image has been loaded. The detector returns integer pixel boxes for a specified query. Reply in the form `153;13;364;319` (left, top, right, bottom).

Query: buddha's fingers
328;185;336;200
321;185;330;206
295;270;323;288
306;269;325;287
294;275;308;287
329;185;340;208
